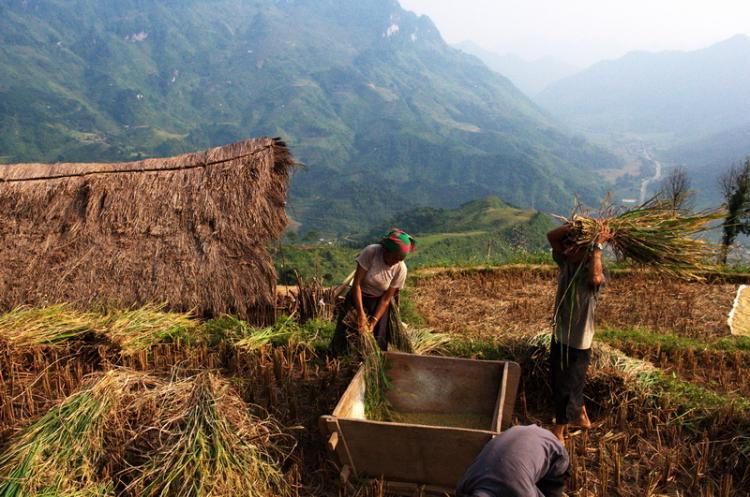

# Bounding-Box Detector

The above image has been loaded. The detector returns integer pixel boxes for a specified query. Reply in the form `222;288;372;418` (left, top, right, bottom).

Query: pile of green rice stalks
562;196;725;280
359;331;394;422
0;369;295;497
0;303;99;347
100;304;199;354
0;303;199;353
339;309;394;422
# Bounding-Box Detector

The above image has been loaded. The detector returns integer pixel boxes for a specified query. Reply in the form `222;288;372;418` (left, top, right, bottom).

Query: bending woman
329;229;417;354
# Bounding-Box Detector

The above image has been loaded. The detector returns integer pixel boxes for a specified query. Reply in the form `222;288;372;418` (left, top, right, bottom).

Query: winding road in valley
639;147;663;204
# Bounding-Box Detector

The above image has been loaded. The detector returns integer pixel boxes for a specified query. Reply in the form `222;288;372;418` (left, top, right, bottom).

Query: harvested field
409;266;750;497
1;265;749;496
610;342;750;397
410;266;735;339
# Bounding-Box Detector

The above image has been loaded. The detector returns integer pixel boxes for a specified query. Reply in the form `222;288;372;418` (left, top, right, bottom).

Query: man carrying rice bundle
547;219;610;442
545;196;722;442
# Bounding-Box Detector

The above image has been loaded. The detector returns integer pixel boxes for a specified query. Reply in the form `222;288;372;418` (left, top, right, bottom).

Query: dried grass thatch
0;138;297;325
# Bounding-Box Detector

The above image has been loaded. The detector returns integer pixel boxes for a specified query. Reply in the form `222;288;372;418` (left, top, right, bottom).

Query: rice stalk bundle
386;298;414;353
0;304;99;348
406;327;451;356
0;369;294;496
235;326;292;352
126;371;293;497
292;271;335;323
101;304;200;354
233;313;316;351
359;332;394;422
563;196;724;280
591;343;659;389
341;309;394;421
0;370;156;497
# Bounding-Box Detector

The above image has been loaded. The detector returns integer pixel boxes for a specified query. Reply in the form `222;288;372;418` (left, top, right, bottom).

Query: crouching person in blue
455;424;570;497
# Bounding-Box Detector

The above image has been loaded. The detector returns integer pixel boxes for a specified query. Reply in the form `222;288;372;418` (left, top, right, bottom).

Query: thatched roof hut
0;137;297;325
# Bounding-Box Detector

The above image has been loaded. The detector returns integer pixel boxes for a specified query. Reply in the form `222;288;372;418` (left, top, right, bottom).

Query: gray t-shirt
455;424;570;497
355;244;407;297
552;250;608;349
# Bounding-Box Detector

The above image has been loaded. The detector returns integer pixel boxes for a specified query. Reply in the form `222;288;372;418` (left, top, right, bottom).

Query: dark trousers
537;473;569;497
549;337;591;425
328;292;391;355
362;295;390;350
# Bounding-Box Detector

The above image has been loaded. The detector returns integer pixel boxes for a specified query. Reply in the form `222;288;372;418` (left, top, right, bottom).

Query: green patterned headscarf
380;229;417;256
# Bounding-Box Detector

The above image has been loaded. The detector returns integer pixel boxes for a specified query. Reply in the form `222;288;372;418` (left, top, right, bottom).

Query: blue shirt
456;425;570;497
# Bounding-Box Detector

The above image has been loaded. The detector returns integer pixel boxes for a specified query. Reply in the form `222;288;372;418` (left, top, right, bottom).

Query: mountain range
0;0;619;234
535;35;750;175
452;41;579;97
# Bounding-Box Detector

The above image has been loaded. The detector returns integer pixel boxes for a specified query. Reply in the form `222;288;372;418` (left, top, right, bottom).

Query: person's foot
569;406;592;429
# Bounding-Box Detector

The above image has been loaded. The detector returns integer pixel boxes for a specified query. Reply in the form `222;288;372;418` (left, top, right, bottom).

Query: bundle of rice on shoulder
558;195;725;281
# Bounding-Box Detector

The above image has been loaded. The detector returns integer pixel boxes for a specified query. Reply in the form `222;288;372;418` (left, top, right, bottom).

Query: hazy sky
399;0;750;67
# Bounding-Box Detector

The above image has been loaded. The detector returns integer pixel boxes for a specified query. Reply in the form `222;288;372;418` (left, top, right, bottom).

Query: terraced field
409;267;750;497
1;266;748;496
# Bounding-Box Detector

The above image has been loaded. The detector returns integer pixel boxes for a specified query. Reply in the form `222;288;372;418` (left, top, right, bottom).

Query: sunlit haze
399;0;750;67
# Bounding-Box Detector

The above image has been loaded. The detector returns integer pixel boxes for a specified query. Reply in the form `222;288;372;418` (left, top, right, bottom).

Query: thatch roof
0;137;297;325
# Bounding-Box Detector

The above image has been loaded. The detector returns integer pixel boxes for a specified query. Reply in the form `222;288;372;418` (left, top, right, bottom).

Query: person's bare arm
587;231;610;286
351;264;369;331
588;244;605;286
547;223;573;254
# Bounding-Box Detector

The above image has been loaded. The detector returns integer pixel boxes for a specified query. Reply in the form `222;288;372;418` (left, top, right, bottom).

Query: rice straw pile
124;371;294;497
561;196;724;280
405;327;451;356
0;304;201;353
0;369;294;497
0;370;155;496
101;304;200;354
0;304;98;347
728;285;750;336
233;315;304;352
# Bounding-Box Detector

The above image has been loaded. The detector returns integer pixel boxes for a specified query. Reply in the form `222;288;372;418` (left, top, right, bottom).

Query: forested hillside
275;196;557;286
0;0;619;233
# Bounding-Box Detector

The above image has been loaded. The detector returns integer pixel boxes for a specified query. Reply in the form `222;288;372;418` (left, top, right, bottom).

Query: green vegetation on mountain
375;196;556;267
275;196;556;284
271;243;359;287
1;0;619;233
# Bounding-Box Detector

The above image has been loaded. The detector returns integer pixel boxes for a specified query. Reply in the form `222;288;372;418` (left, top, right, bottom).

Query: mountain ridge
535;35;750;139
452;40;580;96
0;0;619;233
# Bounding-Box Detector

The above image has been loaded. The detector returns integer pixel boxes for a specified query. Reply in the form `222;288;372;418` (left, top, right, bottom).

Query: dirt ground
409;266;737;340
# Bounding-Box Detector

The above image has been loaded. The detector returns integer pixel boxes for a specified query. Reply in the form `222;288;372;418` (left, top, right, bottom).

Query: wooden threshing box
319;352;521;496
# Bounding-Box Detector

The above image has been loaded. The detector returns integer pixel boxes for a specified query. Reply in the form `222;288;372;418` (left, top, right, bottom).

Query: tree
301;230;320;243
718;157;750;264
285;230;298;244
658;166;694;212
